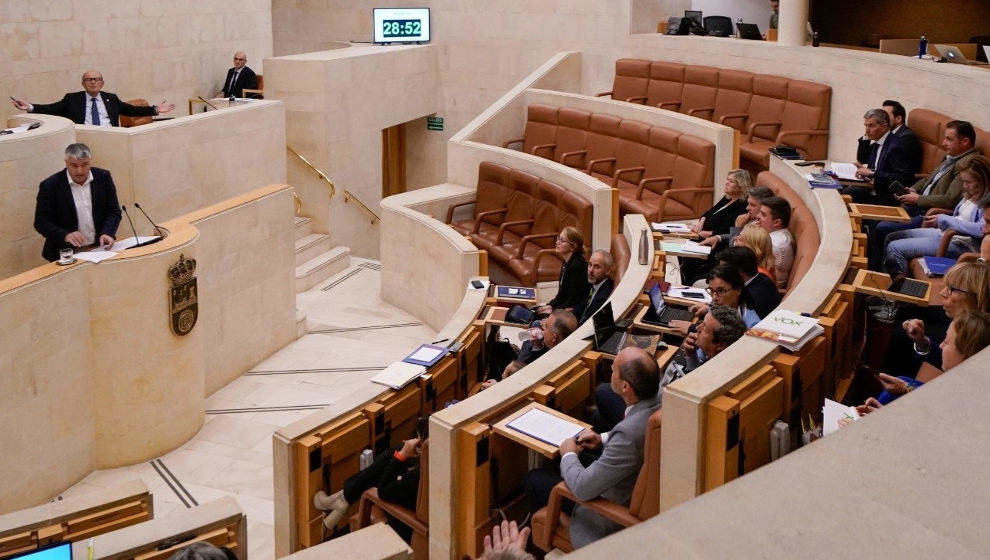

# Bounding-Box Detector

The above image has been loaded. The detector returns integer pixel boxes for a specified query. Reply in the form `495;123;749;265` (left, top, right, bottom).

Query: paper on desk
829;162;860;181
2;124;32;134
651;221;692;233
681;240;712;255
822;398;858;436
661;241;685;253
371;361;426;390
507;408;585;447
73;250;117;263
407;346;445;363
668;285;712;303
110;236;160;251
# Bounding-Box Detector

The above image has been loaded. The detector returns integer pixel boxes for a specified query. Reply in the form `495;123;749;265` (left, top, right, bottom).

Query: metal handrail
343;190;381;224
286;146;335;199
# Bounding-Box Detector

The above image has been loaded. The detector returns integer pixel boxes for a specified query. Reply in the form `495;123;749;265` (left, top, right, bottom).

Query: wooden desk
847;203;912;223
482;306;535;328
630;305;693;337
491;402;590;459
655;238;711;260
651;227;700;240
852;269;931;306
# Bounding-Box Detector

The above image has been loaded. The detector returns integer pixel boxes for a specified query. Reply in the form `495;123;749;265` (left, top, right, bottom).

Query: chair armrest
548;483;639;529
658;187;712;220
531;248;560;280
718;113;749;127
775;128;829;147
587;157;617;175
241;88;263;99
516;233;559;258
687;107;715;119
745;121;783;142
936;229;958;257
636;176;675;200
657;101;681;110
359;489;428;536
473;208;508;233
445;200;476;224
612;166;646;188
503;137;525;149
595;91;613;98
560;149;588;167
531;143;557;158
625;96;647;104
496;219;534;244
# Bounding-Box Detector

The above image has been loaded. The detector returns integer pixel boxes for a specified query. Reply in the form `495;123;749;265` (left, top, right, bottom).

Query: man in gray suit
524;347;661;549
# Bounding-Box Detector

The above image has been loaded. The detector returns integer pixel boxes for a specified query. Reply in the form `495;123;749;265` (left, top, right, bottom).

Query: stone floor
58;257;436;560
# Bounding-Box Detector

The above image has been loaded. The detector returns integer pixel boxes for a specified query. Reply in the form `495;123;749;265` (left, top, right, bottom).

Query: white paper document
651;221;692;233
110;236;161;251
73;250;118;263
371;361;426;390
1;124;33;134
506;408;585;447
407;346;444;363
681;240;712;255
822;398;858;436
829;162;860;181
668;285;712;303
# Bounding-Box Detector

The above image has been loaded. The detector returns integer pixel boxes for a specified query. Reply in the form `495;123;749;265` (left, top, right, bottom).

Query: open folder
371;361;426;390
506;408;585;447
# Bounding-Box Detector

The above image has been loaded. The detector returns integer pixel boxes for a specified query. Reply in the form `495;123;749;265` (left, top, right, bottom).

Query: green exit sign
427;116;443;131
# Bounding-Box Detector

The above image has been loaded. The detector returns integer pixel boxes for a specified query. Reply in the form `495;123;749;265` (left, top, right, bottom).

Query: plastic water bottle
359;449;373;469
918;36;928;58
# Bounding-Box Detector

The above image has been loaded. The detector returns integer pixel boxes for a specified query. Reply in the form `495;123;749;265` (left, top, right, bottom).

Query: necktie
868;142;879;169
922;157;953;195
90;98;100;126
227;70;239;95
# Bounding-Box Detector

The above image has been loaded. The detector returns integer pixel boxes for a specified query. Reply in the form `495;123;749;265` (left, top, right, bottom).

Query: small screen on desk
373;8;431;43
8;543;72;560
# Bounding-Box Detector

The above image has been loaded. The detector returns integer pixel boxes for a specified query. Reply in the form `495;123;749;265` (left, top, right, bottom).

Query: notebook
496;286;536;299
746;309;824;351
402;344;449;367
822;398;858;436
919;256;956;277
371;361;427;390
507;408;585;447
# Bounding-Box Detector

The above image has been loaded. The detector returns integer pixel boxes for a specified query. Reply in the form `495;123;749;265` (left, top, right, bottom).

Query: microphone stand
133;202;166;244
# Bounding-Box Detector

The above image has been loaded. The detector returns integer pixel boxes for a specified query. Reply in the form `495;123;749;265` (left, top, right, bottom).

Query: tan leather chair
740;79;831;168
879;38;921;56
621;127;715;222
242;74;263;98
574;113;621;172
504;104;558;156
553;108;591;167
351;441;429;560
118;99;154;127
589;119;651;191
447;161;510;236
610;233;630;283
646;61;685;110
472;169;539;252
678;65;719;119
531;408;662;553
713;69;755;131
596;59;651;103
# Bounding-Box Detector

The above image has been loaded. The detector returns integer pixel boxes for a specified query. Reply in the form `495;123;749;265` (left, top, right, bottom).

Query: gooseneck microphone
197;96;218;111
133;202;165;238
121;205;139;247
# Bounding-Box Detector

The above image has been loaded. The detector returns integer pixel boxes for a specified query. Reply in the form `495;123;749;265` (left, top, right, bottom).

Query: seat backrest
614;119;652;171
119;99;153;127
878;38;920;56
476;162;511;222
646;61;685;108
780;80;831;158
559;189;594;244
585;114;621;165
553;108;591;163
504;169;540;232
627;408;662;520
529;179;565;245
713;70;754;128
415;440;429;523
643;126;680;181
524;105;558;155
907;108;948;174
672;133;715;188
610;233;630;283
611;59;651;103
747;75;789;141
679;66;719;116
974;124;989;159
703;15;734;36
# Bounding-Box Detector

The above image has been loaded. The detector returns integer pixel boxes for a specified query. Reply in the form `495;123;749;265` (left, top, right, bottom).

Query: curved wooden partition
1;114;76;278
0;184;295;514
427;213;653;559
273;193;491;556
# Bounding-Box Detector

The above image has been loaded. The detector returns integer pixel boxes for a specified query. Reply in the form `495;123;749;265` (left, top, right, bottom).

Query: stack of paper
651;221;692;234
403;344;448;367
371;361;426;390
73;250;117;263
828;162;860;181
507;408;585;447
110;236;161;251
746;309;824;351
681;240;712;255
668;285;712;303
822;398;858;436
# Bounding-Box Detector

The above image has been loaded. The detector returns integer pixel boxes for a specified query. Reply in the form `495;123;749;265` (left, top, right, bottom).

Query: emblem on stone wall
168;254;198;336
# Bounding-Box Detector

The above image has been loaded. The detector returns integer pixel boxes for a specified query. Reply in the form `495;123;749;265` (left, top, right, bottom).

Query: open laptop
935;44;969;64
737;22;763;40
641;284;694;327
683;10;702;27
592;301;626;355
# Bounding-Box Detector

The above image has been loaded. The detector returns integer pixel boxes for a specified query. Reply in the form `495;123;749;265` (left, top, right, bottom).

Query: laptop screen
649;284;666;313
592;301;615;344
684;10;702;26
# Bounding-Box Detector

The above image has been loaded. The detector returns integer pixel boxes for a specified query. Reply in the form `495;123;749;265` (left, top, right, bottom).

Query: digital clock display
373;8;431;43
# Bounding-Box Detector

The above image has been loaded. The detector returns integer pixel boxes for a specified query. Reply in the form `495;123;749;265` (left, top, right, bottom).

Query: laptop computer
592;301;626;355
683;10;702;27
641;284;694;327
737;22;763;40
935;44;968;64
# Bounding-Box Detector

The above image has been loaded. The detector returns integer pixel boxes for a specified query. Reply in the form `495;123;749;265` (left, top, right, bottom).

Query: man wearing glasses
10;70;174;127
220;52;258;99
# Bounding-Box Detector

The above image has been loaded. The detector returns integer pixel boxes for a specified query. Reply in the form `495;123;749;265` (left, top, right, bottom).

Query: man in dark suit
525;346;661;549
220;52;259;98
883;100;922;176
718;246;781;319
11;71;175;126
34;143;122;261
848;108;916;204
572;250;615;324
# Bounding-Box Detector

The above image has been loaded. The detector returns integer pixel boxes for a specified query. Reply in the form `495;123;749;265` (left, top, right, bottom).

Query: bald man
221;52;258;98
11;70;174;127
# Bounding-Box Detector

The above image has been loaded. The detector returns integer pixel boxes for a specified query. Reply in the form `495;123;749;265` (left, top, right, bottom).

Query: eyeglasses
943;284;973;296
556;238;572;245
233;57;246;61
82;77;104;83
706;286;736;295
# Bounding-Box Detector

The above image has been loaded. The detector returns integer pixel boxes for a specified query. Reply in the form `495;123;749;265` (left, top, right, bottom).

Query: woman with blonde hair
735;224;776;280
680;169;752;284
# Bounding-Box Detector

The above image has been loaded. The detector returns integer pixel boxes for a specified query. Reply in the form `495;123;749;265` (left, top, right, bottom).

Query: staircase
294;216;351;293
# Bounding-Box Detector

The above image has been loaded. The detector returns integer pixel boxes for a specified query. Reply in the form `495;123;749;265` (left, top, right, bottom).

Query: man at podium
34;143;121;261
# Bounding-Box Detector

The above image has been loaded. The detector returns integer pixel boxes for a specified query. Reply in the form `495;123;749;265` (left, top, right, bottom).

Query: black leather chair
704;16;733;37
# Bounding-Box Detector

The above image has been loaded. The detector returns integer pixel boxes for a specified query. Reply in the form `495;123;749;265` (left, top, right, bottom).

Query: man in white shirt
757;196;794;287
11;71;174;126
34;143;122;261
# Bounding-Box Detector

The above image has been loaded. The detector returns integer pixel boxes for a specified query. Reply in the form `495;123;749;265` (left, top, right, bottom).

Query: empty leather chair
703;15;734;37
575;114;621;171
679;65;719;119
619;126;679;218
610;233;631;283
504;104;558;156
532;409;662;553
118;99;154;127
713;69;755;130
590;119;651;191
775;79;831;160
446;162;510;236
596;59;651;104
553;108;592;167
646;61;686;110
472;169;538;251
739;74;789;168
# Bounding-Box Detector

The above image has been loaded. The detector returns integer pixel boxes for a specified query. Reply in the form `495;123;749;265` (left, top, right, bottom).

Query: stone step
295;308;308;338
293;216;313;241
295;246;351;293
294;233;333;267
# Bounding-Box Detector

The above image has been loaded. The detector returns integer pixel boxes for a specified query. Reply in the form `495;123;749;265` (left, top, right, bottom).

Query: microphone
133;202;165;239
121;205;139;249
197;96;218;111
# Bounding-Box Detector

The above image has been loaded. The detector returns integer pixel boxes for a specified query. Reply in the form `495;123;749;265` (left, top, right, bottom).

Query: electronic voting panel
373;8;431;43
